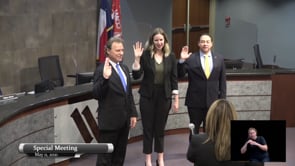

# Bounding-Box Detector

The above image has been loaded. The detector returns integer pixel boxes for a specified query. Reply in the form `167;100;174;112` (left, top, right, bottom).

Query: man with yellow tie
178;34;226;135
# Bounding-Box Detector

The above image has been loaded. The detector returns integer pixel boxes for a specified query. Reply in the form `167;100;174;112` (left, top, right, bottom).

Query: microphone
272;55;277;70
188;123;195;135
273;55;277;64
72;56;78;73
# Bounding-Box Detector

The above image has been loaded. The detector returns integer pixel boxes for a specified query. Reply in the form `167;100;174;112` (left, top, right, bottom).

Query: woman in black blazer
132;27;179;166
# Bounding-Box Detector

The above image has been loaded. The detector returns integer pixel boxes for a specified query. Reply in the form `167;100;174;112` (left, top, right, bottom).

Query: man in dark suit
93;37;138;166
178;34;226;134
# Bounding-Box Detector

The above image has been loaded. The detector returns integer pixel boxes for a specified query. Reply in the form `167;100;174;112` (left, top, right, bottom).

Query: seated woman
187;99;254;166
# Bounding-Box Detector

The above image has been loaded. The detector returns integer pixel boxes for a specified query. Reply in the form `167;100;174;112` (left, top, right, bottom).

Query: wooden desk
271;73;295;127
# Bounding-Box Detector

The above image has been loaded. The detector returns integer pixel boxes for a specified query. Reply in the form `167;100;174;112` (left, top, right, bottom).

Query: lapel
150;56;156;75
195;53;206;79
212;53;218;74
143;54;156;77
163;55;168;75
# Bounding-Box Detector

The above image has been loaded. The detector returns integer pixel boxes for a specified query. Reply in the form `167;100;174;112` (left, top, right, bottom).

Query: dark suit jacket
132;50;178;99
187;134;256;166
178;51;226;108
93;62;138;130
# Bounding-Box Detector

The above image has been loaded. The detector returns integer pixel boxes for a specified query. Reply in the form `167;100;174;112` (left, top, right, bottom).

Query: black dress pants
96;122;129;166
187;107;208;135
140;85;171;154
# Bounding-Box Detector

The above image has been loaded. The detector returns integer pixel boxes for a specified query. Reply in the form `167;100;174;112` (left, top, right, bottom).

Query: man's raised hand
103;57;112;79
180;46;192;60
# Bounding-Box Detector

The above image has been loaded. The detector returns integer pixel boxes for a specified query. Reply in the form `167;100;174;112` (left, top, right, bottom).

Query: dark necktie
116;63;127;92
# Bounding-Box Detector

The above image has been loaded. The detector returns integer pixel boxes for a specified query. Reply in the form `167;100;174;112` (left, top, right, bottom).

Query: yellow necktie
205;54;210;79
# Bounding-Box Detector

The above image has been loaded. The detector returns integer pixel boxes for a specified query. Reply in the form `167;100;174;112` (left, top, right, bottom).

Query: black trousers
140;85;171;154
96;122;129;166
187;107;208;134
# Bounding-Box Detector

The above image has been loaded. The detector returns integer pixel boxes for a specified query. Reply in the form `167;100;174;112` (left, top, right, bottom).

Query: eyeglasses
199;40;212;44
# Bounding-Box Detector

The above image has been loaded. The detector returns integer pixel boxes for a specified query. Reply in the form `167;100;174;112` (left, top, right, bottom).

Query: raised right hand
133;41;143;60
103;57;112;79
180;46;192;60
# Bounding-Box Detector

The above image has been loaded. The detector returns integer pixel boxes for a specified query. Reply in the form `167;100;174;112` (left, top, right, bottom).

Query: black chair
224;58;244;69
38;55;64;87
253;44;279;69
75;72;93;85
34;80;55;93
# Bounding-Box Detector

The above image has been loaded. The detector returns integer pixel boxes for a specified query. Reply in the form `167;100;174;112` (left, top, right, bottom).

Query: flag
97;0;113;62
112;0;122;37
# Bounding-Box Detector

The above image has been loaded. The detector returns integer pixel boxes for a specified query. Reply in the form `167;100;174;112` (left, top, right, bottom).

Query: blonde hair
204;99;238;161
248;127;257;133
145;27;171;58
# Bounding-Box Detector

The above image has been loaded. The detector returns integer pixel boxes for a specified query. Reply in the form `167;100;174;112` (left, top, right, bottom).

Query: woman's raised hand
133;41;143;60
